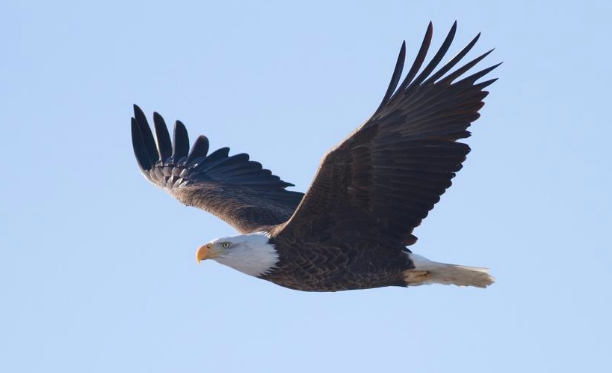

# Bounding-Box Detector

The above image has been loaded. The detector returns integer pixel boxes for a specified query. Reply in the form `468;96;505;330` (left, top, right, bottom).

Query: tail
404;254;494;288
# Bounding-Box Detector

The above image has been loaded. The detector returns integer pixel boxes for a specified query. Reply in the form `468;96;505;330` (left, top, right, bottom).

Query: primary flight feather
131;22;498;292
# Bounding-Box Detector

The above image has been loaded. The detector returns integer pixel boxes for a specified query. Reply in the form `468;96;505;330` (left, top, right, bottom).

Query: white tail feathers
405;253;495;288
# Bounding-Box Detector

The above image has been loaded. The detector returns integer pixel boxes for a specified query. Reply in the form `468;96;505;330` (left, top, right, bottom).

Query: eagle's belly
260;244;412;292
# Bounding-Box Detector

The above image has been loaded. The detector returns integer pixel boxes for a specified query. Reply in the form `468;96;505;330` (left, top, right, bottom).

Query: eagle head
196;233;278;277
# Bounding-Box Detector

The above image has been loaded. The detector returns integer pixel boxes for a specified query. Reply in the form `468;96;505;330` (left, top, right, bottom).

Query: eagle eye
221;242;231;248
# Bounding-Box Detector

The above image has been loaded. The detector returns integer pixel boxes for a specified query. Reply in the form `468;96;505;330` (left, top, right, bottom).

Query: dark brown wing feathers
131;105;304;233
275;23;498;250
131;22;496;259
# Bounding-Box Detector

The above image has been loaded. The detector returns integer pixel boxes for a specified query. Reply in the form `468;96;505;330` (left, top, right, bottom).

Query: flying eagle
131;22;499;292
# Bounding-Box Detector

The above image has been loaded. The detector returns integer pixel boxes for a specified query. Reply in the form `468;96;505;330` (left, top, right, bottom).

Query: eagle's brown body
261;238;412;291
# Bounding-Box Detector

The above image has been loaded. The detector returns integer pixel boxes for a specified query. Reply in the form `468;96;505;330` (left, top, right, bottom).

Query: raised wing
131;105;304;233
274;22;499;248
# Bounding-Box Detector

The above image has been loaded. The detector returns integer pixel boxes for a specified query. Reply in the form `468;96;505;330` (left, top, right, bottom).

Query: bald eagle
131;22;498;292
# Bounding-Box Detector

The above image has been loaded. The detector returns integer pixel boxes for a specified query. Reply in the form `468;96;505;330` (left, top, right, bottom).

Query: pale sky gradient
2;1;611;372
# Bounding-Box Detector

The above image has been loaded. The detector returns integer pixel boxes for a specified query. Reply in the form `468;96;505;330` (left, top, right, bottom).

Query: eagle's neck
213;233;279;277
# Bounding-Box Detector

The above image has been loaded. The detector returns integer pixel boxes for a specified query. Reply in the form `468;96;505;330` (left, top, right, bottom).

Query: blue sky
2;1;611;372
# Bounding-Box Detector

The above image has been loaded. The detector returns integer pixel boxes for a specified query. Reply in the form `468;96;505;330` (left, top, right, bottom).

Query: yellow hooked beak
196;243;221;264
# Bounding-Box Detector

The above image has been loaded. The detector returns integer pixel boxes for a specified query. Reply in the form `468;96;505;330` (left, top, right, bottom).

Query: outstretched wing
131;105;304;233
274;22;499;248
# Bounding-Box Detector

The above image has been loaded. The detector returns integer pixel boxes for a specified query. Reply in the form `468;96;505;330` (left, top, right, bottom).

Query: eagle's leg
404;270;432;285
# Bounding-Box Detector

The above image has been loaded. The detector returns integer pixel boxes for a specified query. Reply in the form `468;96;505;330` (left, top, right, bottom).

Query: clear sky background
2;1;610;372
